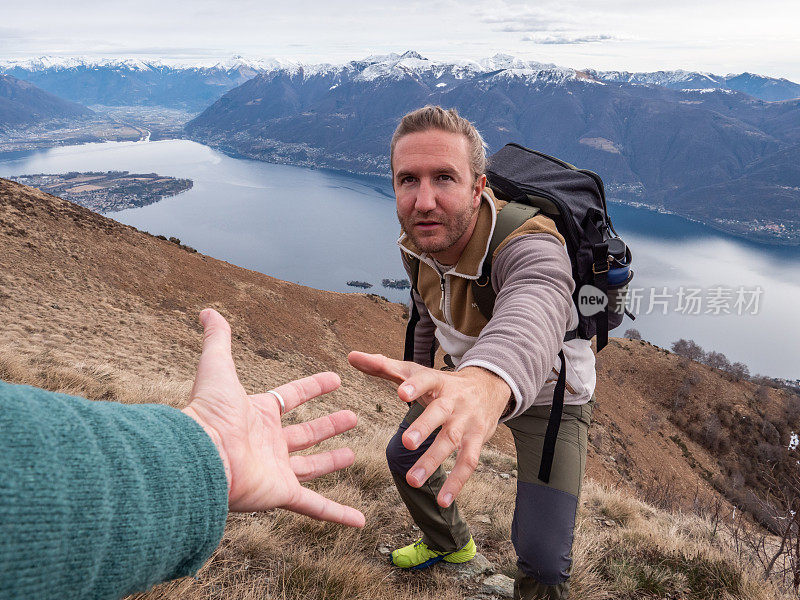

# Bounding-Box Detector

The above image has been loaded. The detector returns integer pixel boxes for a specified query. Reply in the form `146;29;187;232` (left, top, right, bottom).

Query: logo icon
578;284;608;316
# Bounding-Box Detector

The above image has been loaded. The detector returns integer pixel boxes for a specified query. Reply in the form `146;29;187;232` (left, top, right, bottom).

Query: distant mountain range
0;56;292;111
0;74;93;130
589;69;800;102
2;53;799;110
2;52;799;244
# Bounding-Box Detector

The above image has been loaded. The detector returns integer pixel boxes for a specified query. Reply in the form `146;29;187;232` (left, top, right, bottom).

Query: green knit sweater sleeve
0;380;229;599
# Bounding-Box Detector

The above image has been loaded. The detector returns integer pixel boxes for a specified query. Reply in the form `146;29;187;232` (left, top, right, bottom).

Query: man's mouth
413;220;441;231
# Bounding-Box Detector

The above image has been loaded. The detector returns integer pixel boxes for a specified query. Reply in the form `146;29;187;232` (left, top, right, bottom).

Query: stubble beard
398;202;479;255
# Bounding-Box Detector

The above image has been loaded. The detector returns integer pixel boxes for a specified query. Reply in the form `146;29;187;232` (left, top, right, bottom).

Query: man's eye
438;174;453;181
401;176;416;184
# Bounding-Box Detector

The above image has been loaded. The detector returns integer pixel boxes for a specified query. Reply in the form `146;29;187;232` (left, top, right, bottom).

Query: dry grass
576;483;792;599
1;346;793;600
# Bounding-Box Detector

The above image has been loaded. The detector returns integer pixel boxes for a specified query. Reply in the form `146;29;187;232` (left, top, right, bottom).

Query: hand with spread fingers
183;308;365;528
348;351;510;508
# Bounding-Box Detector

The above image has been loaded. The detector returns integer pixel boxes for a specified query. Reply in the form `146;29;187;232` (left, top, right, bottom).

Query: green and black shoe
390;536;476;570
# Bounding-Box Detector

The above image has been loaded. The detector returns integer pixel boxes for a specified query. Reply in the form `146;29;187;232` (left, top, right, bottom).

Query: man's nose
415;178;437;212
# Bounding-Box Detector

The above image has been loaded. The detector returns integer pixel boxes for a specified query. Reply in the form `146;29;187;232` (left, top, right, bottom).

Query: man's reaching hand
348;351;510;508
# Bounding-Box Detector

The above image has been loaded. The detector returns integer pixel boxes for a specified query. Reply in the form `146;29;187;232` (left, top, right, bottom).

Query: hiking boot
390;536;476;570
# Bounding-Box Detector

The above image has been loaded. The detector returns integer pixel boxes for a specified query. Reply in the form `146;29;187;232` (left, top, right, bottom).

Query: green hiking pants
386;394;594;600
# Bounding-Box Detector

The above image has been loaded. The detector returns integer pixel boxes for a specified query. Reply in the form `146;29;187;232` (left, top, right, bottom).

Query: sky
2;0;800;81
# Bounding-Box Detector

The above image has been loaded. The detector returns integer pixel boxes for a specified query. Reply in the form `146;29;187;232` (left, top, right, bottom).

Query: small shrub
701;414;725;453
760;419;780;445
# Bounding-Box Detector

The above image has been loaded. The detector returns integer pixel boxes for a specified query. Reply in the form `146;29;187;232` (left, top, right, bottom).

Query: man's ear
473;174;487;207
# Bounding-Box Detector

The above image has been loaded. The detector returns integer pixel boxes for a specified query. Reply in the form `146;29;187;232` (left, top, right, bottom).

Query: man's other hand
183;309;365;528
348;351;510;508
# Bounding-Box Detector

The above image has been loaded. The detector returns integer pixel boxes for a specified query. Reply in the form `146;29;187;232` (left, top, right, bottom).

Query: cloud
478;6;564;33
522;33;617;45
0;27;27;39
494;23;556;33
483;16;560;33
477;3;616;46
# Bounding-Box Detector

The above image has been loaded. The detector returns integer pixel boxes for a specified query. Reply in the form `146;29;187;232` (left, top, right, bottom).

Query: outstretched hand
183;308;365;528
348;351;510;508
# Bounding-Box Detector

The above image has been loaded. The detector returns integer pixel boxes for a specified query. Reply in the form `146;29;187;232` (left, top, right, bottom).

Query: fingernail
410;467;425;484
401;384;415;398
442;493;453;506
407;430;421;446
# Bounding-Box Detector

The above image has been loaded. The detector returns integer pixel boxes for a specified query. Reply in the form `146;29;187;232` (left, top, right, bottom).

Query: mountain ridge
3;52;799;106
0;73;93;130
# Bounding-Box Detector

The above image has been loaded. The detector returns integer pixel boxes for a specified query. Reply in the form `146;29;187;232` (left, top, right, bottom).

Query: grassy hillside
0;177;794;599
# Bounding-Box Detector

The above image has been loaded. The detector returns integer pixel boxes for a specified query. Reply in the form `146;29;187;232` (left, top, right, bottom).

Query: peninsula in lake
8;171;192;213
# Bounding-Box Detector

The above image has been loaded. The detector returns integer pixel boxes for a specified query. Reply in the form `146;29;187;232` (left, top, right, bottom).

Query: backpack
404;142;636;483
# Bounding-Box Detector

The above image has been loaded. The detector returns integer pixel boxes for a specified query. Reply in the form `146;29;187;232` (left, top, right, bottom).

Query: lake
1;139;798;380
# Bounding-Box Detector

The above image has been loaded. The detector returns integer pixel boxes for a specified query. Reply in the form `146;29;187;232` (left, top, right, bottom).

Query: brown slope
0;175;791;518
0;176;412;431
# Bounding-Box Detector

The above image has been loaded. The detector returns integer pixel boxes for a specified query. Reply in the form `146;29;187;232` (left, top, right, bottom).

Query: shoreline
606;196;800;248
191;134;800;249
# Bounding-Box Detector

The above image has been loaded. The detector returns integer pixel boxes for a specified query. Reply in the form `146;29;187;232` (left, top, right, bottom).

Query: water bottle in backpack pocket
605;237;634;330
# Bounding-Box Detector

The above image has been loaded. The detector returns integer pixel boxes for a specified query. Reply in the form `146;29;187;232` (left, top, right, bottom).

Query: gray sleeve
457;233;574;421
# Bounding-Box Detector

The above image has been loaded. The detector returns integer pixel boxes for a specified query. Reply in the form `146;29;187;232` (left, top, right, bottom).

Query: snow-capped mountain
0;55;290;72
270;51;594;86
0;55;292;110
2;52;797;111
591;68;800;101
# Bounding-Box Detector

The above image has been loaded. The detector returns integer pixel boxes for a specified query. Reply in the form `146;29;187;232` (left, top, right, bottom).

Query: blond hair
390;105;487;181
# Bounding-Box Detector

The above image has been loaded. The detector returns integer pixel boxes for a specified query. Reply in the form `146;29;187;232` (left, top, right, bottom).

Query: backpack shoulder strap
472;202;541;320
403;253;422;362
401;251;421;293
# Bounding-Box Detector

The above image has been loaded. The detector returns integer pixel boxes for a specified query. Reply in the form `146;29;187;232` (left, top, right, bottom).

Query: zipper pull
439;276;445;313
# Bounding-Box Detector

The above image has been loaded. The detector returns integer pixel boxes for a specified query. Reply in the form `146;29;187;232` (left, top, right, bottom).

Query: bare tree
729;361;751;381
624;328;642;340
705;350;732;372
727;465;800;590
671;338;705;362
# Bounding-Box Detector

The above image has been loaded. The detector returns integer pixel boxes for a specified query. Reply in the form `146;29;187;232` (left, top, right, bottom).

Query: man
348;106;596;599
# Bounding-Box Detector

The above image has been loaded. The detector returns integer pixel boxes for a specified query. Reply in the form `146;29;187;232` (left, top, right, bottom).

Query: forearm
456;366;511;419
0;381;228;599
458;233;574;421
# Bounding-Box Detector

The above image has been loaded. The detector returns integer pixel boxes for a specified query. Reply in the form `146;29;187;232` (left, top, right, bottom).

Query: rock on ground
440;552;494;579
481;574;514;598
